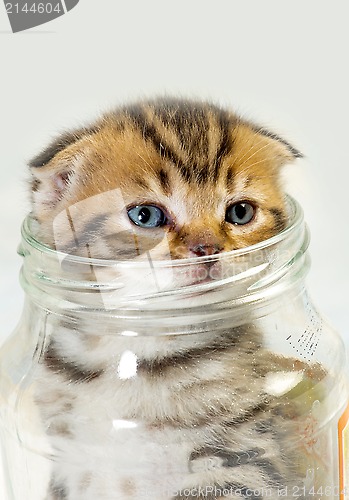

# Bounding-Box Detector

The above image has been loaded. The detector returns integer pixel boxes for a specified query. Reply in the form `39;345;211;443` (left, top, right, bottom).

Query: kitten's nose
190;243;223;257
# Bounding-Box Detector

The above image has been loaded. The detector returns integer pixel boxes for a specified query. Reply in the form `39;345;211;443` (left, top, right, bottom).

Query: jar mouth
19;196;309;311
21;196;304;269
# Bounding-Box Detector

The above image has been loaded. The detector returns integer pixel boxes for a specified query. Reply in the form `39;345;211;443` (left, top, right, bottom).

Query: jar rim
21;195;304;269
19;195;310;315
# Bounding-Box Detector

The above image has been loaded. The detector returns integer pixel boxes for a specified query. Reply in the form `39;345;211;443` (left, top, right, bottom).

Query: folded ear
234;121;303;171
252;126;303;164
29;126;98;216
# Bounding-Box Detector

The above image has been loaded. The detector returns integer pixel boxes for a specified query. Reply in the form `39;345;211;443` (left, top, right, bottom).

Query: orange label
338;403;349;500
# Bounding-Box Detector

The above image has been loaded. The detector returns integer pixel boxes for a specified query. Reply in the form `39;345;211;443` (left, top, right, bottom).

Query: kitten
30;98;300;260
29;99;323;499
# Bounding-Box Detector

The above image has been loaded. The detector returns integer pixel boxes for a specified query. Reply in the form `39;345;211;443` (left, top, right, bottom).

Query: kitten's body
36;322;308;500
29;99;323;499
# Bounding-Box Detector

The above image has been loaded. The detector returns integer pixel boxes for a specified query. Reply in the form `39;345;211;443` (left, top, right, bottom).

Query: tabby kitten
29;99;318;500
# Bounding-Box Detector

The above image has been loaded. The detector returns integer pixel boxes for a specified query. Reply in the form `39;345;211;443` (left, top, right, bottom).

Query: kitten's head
29;99;301;266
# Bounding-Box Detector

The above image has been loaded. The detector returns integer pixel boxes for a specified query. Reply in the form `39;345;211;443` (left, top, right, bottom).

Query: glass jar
0;197;348;500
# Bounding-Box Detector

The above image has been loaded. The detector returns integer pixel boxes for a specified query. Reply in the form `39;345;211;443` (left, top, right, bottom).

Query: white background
0;1;348;497
0;3;348;343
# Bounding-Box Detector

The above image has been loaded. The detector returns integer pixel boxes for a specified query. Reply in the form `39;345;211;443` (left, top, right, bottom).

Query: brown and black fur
29;98;301;260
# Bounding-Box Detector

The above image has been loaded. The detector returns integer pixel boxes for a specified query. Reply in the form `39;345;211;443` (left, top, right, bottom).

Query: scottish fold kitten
29;99;323;499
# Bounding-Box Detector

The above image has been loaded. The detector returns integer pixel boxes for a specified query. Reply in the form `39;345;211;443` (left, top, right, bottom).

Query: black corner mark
4;0;80;33
63;0;79;11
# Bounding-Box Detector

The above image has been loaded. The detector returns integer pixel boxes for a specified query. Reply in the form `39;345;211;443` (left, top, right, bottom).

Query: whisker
237;142;272;170
239;157;269;172
232;136;266;165
136;152;153;170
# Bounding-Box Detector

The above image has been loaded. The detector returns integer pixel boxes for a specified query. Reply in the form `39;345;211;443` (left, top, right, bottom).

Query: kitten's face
30;100;300;267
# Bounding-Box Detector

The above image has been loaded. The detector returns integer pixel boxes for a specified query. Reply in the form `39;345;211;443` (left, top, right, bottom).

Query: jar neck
18;197;310;324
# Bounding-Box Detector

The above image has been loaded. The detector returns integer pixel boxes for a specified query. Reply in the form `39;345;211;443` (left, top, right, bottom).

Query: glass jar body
0;206;348;500
1;291;348;500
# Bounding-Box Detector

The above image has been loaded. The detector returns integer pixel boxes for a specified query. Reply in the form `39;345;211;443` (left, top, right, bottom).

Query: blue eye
226;202;255;225
127;205;166;228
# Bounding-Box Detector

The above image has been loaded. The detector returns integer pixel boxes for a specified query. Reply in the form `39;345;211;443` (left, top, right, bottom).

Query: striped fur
35;319;318;499
30;98;301;260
